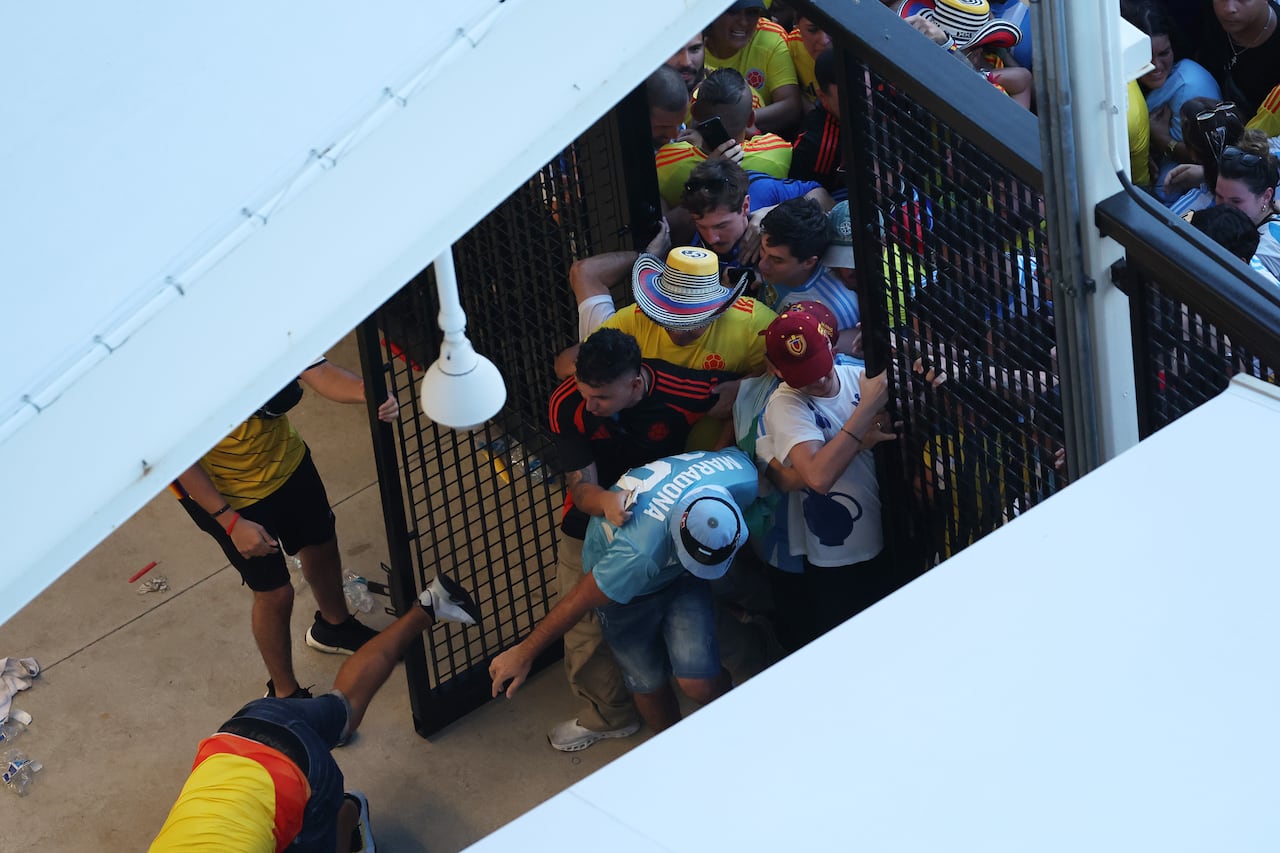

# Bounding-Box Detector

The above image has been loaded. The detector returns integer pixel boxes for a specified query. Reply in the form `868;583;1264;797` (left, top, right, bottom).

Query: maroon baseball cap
782;300;839;346
763;309;835;389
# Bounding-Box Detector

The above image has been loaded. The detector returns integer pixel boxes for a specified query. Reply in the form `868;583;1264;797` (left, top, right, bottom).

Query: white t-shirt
760;364;883;567
1252;218;1280;284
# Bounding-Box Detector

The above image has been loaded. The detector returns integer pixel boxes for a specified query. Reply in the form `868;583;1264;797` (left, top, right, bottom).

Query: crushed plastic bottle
0;710;31;746
3;749;42;797
509;441;527;478
343;573;374;613
508;441;545;485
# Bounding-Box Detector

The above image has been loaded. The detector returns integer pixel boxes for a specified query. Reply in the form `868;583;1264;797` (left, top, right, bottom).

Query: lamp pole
419;246;507;430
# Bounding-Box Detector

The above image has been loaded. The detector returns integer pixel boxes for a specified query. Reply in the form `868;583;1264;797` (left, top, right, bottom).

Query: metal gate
812;0;1062;582
358;0;1080;736
358;89;657;736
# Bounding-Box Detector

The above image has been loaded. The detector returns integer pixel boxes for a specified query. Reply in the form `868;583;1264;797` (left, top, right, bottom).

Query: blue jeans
223;690;351;852
596;574;721;693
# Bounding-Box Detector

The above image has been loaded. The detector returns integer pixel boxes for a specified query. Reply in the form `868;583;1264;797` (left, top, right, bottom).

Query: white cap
669;485;745;580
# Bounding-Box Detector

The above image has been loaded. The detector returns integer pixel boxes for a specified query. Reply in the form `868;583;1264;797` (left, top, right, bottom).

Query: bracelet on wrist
840;426;863;445
210;502;232;518
226;512;241;534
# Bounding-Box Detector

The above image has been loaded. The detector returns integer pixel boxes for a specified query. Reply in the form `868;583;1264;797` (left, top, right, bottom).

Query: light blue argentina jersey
759;263;860;329
582;449;759;604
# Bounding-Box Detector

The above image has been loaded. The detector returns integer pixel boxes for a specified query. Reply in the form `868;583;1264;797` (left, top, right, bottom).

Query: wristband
840;426;863;445
210;502;232;518
226;512;240;534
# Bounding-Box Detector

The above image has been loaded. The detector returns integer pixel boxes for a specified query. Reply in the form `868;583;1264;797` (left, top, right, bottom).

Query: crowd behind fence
358;3;1279;735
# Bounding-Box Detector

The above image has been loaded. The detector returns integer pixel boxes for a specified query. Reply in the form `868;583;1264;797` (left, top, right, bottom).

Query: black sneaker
305;611;379;656
264;679;314;699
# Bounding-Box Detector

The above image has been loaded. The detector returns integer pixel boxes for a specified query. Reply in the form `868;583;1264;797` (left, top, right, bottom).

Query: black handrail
801;0;1042;188
1096;191;1280;369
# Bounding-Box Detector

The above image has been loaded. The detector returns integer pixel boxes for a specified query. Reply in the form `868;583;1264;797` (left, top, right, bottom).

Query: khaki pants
556;533;638;731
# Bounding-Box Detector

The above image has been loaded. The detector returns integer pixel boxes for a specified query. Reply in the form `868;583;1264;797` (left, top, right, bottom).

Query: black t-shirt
548;359;733;538
1198;0;1280;117
790;104;842;191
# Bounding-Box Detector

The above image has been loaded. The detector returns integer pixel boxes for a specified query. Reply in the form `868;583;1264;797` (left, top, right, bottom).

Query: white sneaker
547;717;641;752
419;574;481;626
344;791;375;852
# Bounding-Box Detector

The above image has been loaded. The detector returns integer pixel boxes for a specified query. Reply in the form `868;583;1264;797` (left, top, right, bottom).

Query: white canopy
470;376;1280;851
0;0;727;624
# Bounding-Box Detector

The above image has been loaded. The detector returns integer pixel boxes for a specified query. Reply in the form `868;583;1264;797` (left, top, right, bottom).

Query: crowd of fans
520;0;1280;761
499;0;1056;761
147;2;1280;848
1124;0;1280;284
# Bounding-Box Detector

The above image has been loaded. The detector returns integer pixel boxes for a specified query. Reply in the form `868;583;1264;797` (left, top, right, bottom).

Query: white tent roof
0;0;726;624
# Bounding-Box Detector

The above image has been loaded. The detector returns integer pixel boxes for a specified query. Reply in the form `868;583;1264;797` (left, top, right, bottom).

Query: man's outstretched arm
335;576;480;733
489;572;612;699
334;605;433;734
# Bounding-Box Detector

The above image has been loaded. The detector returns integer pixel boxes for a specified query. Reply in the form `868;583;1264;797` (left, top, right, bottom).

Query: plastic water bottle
509;441;527;478
3;749;41;797
0;710;30;746
343;573;374;613
508;441;545;485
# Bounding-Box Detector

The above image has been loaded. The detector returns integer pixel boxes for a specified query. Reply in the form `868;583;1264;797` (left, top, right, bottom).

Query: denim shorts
221;690;351;852
596;573;721;693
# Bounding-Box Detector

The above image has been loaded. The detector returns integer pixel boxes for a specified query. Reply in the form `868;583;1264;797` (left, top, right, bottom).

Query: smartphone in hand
695;115;732;152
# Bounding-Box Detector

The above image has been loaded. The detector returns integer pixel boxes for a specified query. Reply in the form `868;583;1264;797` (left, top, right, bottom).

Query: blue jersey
758;262;860;330
582;449;759;604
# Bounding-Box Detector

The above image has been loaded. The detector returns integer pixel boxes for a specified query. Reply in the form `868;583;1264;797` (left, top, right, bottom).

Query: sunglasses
1195;101;1237;123
1220;146;1262;168
684;176;731;194
1195;104;1238;160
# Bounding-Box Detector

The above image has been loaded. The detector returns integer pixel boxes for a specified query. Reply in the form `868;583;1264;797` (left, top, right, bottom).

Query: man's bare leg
297;538;349;626
252;584;299;696
676;669;732;706
334;606;433;733
631;683;682;734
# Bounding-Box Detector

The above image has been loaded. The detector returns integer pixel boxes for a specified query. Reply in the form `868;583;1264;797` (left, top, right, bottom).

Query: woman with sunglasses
1213;131;1280;278
1164;99;1247;215
1123;0;1222;195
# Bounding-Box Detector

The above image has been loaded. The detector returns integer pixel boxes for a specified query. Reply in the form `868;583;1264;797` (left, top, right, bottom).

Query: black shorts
181;447;337;592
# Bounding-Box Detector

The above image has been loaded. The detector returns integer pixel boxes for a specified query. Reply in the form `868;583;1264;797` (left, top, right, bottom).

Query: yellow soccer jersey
199;416;306;509
149;754;277;853
1127;79;1151;187
787;30;819;106
741;133;792;178
655;135;792;207
1248;84;1280;137
602;297;777;376
657;142;706;208
705;28;797;107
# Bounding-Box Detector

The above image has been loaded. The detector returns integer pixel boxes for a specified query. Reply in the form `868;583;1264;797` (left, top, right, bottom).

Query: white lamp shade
419;337;506;430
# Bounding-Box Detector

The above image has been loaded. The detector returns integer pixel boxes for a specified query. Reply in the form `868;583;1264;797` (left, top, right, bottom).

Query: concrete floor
0;334;648;852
